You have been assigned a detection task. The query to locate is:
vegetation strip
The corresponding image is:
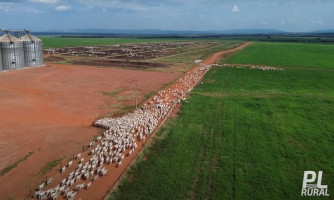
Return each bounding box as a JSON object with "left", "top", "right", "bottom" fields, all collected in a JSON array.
[
  {"left": 102, "top": 88, "right": 123, "bottom": 97},
  {"left": 39, "top": 158, "right": 64, "bottom": 175},
  {"left": 0, "top": 152, "right": 34, "bottom": 176}
]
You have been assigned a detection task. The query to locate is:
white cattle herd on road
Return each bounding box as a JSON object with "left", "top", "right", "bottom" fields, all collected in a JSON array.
[{"left": 33, "top": 62, "right": 212, "bottom": 200}]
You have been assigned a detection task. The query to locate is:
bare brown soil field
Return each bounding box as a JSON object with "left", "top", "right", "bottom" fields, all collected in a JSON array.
[{"left": 0, "top": 63, "right": 178, "bottom": 200}]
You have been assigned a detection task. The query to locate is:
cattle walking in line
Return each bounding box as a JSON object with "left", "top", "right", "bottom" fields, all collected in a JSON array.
[{"left": 34, "top": 60, "right": 212, "bottom": 200}]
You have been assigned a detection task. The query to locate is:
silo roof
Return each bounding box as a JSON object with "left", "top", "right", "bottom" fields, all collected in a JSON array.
[
  {"left": 0, "top": 33, "right": 21, "bottom": 43},
  {"left": 20, "top": 33, "right": 42, "bottom": 42}
]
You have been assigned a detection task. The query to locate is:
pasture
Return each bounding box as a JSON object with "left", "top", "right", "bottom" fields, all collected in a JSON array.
[
  {"left": 111, "top": 43, "right": 334, "bottom": 200},
  {"left": 223, "top": 42, "right": 334, "bottom": 69}
]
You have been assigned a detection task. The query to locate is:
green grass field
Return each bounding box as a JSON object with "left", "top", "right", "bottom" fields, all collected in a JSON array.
[
  {"left": 223, "top": 42, "right": 334, "bottom": 69},
  {"left": 111, "top": 42, "right": 334, "bottom": 200}
]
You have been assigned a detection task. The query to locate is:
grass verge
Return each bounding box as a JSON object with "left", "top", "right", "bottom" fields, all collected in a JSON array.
[
  {"left": 102, "top": 88, "right": 123, "bottom": 97},
  {"left": 39, "top": 158, "right": 64, "bottom": 175},
  {"left": 0, "top": 152, "right": 34, "bottom": 176}
]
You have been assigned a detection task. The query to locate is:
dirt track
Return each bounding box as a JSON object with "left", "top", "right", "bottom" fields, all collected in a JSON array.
[
  {"left": 0, "top": 64, "right": 178, "bottom": 199},
  {"left": 201, "top": 42, "right": 252, "bottom": 65}
]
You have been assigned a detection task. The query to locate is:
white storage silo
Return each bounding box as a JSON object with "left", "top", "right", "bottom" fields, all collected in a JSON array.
[
  {"left": 0, "top": 47, "right": 2, "bottom": 72},
  {"left": 0, "top": 33, "right": 25, "bottom": 70},
  {"left": 21, "top": 33, "right": 43, "bottom": 67}
]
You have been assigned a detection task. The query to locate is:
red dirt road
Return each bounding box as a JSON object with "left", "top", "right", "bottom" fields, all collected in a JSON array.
[
  {"left": 202, "top": 42, "right": 252, "bottom": 65},
  {"left": 0, "top": 64, "right": 178, "bottom": 199}
]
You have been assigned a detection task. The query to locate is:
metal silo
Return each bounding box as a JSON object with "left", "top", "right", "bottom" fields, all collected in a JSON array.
[
  {"left": 21, "top": 33, "right": 43, "bottom": 67},
  {"left": 0, "top": 33, "right": 25, "bottom": 70},
  {"left": 0, "top": 47, "right": 2, "bottom": 72}
]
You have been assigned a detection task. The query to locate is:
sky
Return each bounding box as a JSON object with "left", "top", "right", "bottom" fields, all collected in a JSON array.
[{"left": 0, "top": 0, "right": 333, "bottom": 32}]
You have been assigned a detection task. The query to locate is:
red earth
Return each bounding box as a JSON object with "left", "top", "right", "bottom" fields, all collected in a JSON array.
[{"left": 0, "top": 63, "right": 179, "bottom": 199}]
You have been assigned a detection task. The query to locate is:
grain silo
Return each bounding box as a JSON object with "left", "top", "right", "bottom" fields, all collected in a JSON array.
[
  {"left": 0, "top": 33, "right": 25, "bottom": 70},
  {"left": 0, "top": 47, "right": 2, "bottom": 72},
  {"left": 21, "top": 32, "right": 43, "bottom": 67}
]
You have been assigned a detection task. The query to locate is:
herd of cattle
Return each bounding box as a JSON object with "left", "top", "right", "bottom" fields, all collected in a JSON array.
[
  {"left": 218, "top": 64, "right": 285, "bottom": 71},
  {"left": 44, "top": 41, "right": 198, "bottom": 59},
  {"left": 32, "top": 63, "right": 212, "bottom": 200}
]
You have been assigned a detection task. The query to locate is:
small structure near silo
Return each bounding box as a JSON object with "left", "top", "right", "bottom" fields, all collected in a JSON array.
[{"left": 0, "top": 29, "right": 43, "bottom": 72}]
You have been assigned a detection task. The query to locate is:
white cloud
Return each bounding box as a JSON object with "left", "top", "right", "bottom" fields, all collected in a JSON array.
[
  {"left": 310, "top": 19, "right": 324, "bottom": 25},
  {"left": 280, "top": 17, "right": 297, "bottom": 25},
  {"left": 261, "top": 20, "right": 268, "bottom": 25},
  {"left": 56, "top": 5, "right": 70, "bottom": 11},
  {"left": 0, "top": 2, "right": 43, "bottom": 14},
  {"left": 29, "top": 0, "right": 58, "bottom": 4},
  {"left": 281, "top": 19, "right": 286, "bottom": 25},
  {"left": 0, "top": 2, "right": 12, "bottom": 12},
  {"left": 231, "top": 5, "right": 240, "bottom": 13},
  {"left": 77, "top": 0, "right": 151, "bottom": 11},
  {"left": 24, "top": 7, "right": 42, "bottom": 13}
]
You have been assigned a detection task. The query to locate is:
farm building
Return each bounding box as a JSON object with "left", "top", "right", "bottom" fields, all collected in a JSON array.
[{"left": 0, "top": 30, "right": 43, "bottom": 72}]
